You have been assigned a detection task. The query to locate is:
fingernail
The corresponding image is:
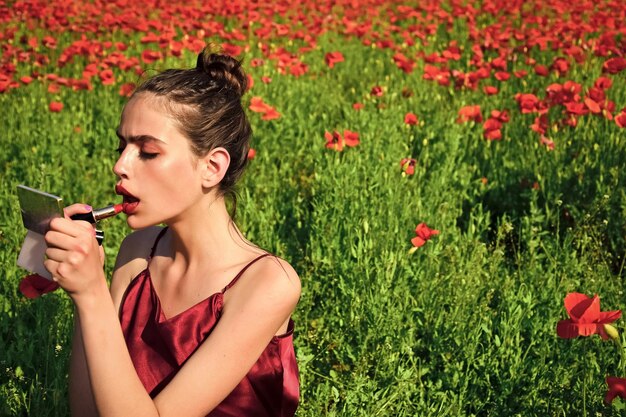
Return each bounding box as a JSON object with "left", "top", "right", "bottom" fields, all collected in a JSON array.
[{"left": 84, "top": 204, "right": 92, "bottom": 211}]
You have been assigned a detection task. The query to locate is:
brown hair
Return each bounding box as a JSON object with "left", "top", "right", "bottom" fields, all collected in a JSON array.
[{"left": 132, "top": 46, "right": 252, "bottom": 212}]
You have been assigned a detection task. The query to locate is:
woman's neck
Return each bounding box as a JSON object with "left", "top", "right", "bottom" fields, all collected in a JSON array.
[{"left": 163, "top": 194, "right": 249, "bottom": 271}]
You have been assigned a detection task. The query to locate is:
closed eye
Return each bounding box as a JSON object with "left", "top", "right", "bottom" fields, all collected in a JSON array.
[
  {"left": 139, "top": 151, "right": 158, "bottom": 160},
  {"left": 115, "top": 141, "right": 158, "bottom": 160}
]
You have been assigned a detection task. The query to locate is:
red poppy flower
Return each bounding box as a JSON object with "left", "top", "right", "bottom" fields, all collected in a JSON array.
[
  {"left": 288, "top": 61, "right": 308, "bottom": 77},
  {"left": 82, "top": 63, "right": 98, "bottom": 79},
  {"left": 49, "top": 101, "right": 63, "bottom": 112},
  {"left": 483, "top": 118, "right": 502, "bottom": 141},
  {"left": 353, "top": 103, "right": 364, "bottom": 110},
  {"left": 535, "top": 64, "right": 549, "bottom": 76},
  {"left": 550, "top": 57, "right": 569, "bottom": 76},
  {"left": 490, "top": 110, "right": 509, "bottom": 123},
  {"left": 556, "top": 293, "right": 621, "bottom": 339},
  {"left": 141, "top": 50, "right": 162, "bottom": 64},
  {"left": 540, "top": 135, "right": 555, "bottom": 150},
  {"left": 221, "top": 43, "right": 242, "bottom": 57},
  {"left": 494, "top": 71, "right": 510, "bottom": 81},
  {"left": 400, "top": 158, "right": 416, "bottom": 175},
  {"left": 343, "top": 130, "right": 359, "bottom": 147},
  {"left": 404, "top": 112, "right": 418, "bottom": 125},
  {"left": 615, "top": 112, "right": 626, "bottom": 128},
  {"left": 19, "top": 274, "right": 59, "bottom": 298},
  {"left": 564, "top": 45, "right": 585, "bottom": 63},
  {"left": 325, "top": 52, "right": 344, "bottom": 68},
  {"left": 483, "top": 85, "right": 498, "bottom": 95},
  {"left": 606, "top": 377, "right": 626, "bottom": 404},
  {"left": 99, "top": 69, "right": 115, "bottom": 86},
  {"left": 119, "top": 82, "right": 135, "bottom": 97},
  {"left": 423, "top": 64, "right": 451, "bottom": 86},
  {"left": 249, "top": 97, "right": 268, "bottom": 113},
  {"left": 515, "top": 93, "right": 541, "bottom": 113},
  {"left": 247, "top": 148, "right": 256, "bottom": 160},
  {"left": 42, "top": 36, "right": 57, "bottom": 49},
  {"left": 490, "top": 56, "right": 507, "bottom": 71},
  {"left": 584, "top": 97, "right": 601, "bottom": 114},
  {"left": 370, "top": 86, "right": 383, "bottom": 97},
  {"left": 531, "top": 115, "right": 549, "bottom": 134},
  {"left": 602, "top": 57, "right": 626, "bottom": 74},
  {"left": 250, "top": 58, "right": 264, "bottom": 68},
  {"left": 587, "top": 87, "right": 606, "bottom": 104},
  {"left": 393, "top": 53, "right": 415, "bottom": 73},
  {"left": 261, "top": 108, "right": 281, "bottom": 121},
  {"left": 565, "top": 102, "right": 588, "bottom": 116},
  {"left": 324, "top": 131, "right": 344, "bottom": 151},
  {"left": 457, "top": 105, "right": 482, "bottom": 123},
  {"left": 594, "top": 77, "right": 613, "bottom": 90},
  {"left": 72, "top": 78, "right": 92, "bottom": 91},
  {"left": 324, "top": 130, "right": 359, "bottom": 151},
  {"left": 411, "top": 223, "right": 439, "bottom": 248},
  {"left": 249, "top": 96, "right": 280, "bottom": 120}
]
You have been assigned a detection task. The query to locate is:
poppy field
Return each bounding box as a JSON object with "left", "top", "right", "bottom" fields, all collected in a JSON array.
[{"left": 1, "top": 0, "right": 626, "bottom": 415}]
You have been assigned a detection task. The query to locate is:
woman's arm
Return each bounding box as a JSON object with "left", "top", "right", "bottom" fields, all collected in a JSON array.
[
  {"left": 68, "top": 226, "right": 158, "bottom": 417},
  {"left": 47, "top": 217, "right": 300, "bottom": 417},
  {"left": 69, "top": 315, "right": 98, "bottom": 417},
  {"left": 77, "top": 226, "right": 163, "bottom": 416}
]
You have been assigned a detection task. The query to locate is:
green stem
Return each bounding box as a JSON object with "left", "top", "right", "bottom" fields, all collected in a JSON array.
[
  {"left": 583, "top": 342, "right": 587, "bottom": 417},
  {"left": 614, "top": 334, "right": 626, "bottom": 376}
]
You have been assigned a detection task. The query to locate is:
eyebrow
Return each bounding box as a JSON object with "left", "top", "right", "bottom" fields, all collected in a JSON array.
[{"left": 115, "top": 129, "right": 167, "bottom": 145}]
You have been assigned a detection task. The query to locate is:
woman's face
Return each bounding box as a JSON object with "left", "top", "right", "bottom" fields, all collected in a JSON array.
[{"left": 113, "top": 93, "right": 205, "bottom": 229}]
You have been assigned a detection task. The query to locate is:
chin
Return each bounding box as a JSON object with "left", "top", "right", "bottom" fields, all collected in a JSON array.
[{"left": 125, "top": 215, "right": 155, "bottom": 231}]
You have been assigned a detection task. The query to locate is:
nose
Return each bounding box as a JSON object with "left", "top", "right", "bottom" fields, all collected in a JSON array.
[{"left": 113, "top": 147, "right": 131, "bottom": 179}]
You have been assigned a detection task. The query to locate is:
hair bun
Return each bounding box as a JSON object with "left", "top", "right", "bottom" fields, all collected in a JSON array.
[{"left": 196, "top": 47, "right": 247, "bottom": 96}]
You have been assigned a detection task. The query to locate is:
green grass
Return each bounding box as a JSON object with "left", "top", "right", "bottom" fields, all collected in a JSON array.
[{"left": 1, "top": 3, "right": 626, "bottom": 416}]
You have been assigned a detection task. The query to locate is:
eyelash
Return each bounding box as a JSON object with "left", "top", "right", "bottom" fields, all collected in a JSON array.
[{"left": 115, "top": 146, "right": 158, "bottom": 160}]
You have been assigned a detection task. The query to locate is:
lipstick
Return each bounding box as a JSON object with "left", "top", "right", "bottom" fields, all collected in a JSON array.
[{"left": 70, "top": 204, "right": 124, "bottom": 224}]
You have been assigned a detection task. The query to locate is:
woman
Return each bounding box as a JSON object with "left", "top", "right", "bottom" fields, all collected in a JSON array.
[{"left": 43, "top": 48, "right": 301, "bottom": 417}]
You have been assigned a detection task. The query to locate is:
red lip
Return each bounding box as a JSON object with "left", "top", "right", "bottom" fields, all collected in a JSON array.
[
  {"left": 115, "top": 184, "right": 137, "bottom": 199},
  {"left": 115, "top": 184, "right": 140, "bottom": 214}
]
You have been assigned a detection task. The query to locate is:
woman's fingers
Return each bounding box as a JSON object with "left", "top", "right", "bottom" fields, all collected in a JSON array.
[
  {"left": 44, "top": 247, "right": 67, "bottom": 262},
  {"left": 45, "top": 229, "right": 77, "bottom": 249},
  {"left": 49, "top": 217, "right": 94, "bottom": 236},
  {"left": 43, "top": 258, "right": 59, "bottom": 281},
  {"left": 46, "top": 220, "right": 96, "bottom": 252},
  {"left": 45, "top": 246, "right": 92, "bottom": 270},
  {"left": 63, "top": 203, "right": 93, "bottom": 219}
]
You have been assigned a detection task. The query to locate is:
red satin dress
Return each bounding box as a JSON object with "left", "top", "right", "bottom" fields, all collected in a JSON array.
[{"left": 118, "top": 228, "right": 300, "bottom": 417}]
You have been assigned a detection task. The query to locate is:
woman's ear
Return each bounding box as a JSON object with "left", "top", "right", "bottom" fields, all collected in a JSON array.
[{"left": 199, "top": 147, "right": 230, "bottom": 188}]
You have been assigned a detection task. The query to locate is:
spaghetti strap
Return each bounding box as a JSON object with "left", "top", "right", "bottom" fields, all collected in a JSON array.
[
  {"left": 148, "top": 227, "right": 168, "bottom": 260},
  {"left": 222, "top": 253, "right": 272, "bottom": 293}
]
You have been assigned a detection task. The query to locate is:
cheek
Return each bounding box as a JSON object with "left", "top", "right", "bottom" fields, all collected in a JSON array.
[{"left": 146, "top": 158, "right": 199, "bottom": 192}]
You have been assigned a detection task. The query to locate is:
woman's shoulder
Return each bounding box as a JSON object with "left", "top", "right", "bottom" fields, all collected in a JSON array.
[
  {"left": 226, "top": 252, "right": 301, "bottom": 313},
  {"left": 110, "top": 226, "right": 164, "bottom": 307}
]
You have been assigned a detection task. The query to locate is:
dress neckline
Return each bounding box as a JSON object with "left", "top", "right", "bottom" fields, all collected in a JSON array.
[
  {"left": 145, "top": 267, "right": 223, "bottom": 322},
  {"left": 144, "top": 227, "right": 271, "bottom": 321}
]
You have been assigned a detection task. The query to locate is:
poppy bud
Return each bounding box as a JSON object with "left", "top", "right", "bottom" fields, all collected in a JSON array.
[{"left": 604, "top": 324, "right": 620, "bottom": 341}]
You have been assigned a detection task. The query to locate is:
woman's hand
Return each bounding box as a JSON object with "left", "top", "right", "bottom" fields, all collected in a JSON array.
[{"left": 43, "top": 204, "right": 107, "bottom": 299}]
